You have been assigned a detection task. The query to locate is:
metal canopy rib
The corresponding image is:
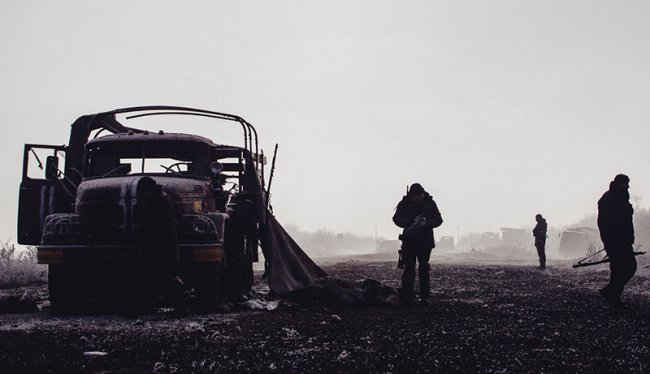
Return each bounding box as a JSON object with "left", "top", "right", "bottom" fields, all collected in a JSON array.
[{"left": 108, "top": 106, "right": 260, "bottom": 169}]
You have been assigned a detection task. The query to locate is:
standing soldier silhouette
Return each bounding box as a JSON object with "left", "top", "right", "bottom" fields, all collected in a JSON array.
[
  {"left": 532, "top": 214, "right": 548, "bottom": 270},
  {"left": 598, "top": 174, "right": 636, "bottom": 307},
  {"left": 393, "top": 183, "right": 443, "bottom": 305},
  {"left": 136, "top": 177, "right": 189, "bottom": 314}
]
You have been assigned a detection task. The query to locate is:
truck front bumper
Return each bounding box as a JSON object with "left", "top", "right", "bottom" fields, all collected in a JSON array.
[{"left": 37, "top": 244, "right": 224, "bottom": 264}]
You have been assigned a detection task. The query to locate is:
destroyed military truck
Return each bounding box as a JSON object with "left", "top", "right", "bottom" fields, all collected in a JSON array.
[
  {"left": 17, "top": 106, "right": 326, "bottom": 313},
  {"left": 558, "top": 227, "right": 600, "bottom": 258}
]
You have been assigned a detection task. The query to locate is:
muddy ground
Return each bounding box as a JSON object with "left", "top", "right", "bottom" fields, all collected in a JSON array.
[{"left": 0, "top": 254, "right": 649, "bottom": 373}]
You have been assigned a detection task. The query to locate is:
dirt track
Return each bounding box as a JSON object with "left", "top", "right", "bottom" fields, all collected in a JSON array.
[{"left": 0, "top": 257, "right": 649, "bottom": 373}]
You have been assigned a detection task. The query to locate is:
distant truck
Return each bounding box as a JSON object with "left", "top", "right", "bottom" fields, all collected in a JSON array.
[
  {"left": 436, "top": 236, "right": 455, "bottom": 250},
  {"left": 471, "top": 228, "right": 530, "bottom": 253},
  {"left": 499, "top": 228, "right": 528, "bottom": 249},
  {"left": 377, "top": 240, "right": 401, "bottom": 253},
  {"left": 17, "top": 106, "right": 269, "bottom": 312},
  {"left": 558, "top": 227, "right": 600, "bottom": 258}
]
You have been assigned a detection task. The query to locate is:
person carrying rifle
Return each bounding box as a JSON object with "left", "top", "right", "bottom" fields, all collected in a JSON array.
[
  {"left": 393, "top": 183, "right": 443, "bottom": 305},
  {"left": 597, "top": 174, "right": 636, "bottom": 307}
]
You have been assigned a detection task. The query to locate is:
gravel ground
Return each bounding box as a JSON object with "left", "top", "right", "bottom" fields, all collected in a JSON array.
[{"left": 0, "top": 255, "right": 648, "bottom": 373}]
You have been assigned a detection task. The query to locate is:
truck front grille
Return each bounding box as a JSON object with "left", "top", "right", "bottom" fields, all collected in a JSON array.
[{"left": 79, "top": 204, "right": 124, "bottom": 240}]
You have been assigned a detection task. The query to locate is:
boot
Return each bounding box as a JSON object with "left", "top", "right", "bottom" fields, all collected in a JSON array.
[
  {"left": 599, "top": 286, "right": 623, "bottom": 307},
  {"left": 168, "top": 276, "right": 194, "bottom": 315}
]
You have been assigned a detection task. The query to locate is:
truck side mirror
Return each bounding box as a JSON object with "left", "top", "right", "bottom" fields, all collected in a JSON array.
[{"left": 45, "top": 156, "right": 59, "bottom": 180}]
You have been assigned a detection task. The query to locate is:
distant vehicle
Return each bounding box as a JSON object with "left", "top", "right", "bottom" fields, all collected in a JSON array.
[
  {"left": 471, "top": 228, "right": 530, "bottom": 252},
  {"left": 377, "top": 240, "right": 401, "bottom": 253},
  {"left": 476, "top": 232, "right": 501, "bottom": 249},
  {"left": 436, "top": 236, "right": 454, "bottom": 250},
  {"left": 500, "top": 228, "right": 528, "bottom": 249},
  {"left": 558, "top": 227, "right": 600, "bottom": 258}
]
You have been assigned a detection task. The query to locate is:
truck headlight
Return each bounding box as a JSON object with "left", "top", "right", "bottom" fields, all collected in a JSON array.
[{"left": 192, "top": 222, "right": 207, "bottom": 234}]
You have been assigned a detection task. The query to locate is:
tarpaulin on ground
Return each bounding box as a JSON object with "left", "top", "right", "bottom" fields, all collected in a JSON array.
[
  {"left": 260, "top": 213, "right": 329, "bottom": 295},
  {"left": 260, "top": 213, "right": 400, "bottom": 306}
]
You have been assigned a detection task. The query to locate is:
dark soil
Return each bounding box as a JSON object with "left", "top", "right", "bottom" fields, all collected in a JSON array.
[{"left": 0, "top": 259, "right": 649, "bottom": 373}]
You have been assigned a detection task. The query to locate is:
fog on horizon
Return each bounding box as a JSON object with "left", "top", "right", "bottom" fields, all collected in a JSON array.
[{"left": 1, "top": 1, "right": 649, "bottom": 252}]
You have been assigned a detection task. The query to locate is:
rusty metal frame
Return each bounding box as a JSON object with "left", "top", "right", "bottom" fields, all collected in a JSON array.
[
  {"left": 112, "top": 106, "right": 261, "bottom": 169},
  {"left": 22, "top": 144, "right": 66, "bottom": 180}
]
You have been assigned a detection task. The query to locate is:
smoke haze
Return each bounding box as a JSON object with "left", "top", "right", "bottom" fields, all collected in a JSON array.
[{"left": 2, "top": 1, "right": 649, "bottom": 247}]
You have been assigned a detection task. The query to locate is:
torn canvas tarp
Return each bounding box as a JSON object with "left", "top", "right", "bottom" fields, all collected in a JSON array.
[
  {"left": 282, "top": 278, "right": 400, "bottom": 307},
  {"left": 260, "top": 213, "right": 329, "bottom": 295},
  {"left": 260, "top": 213, "right": 401, "bottom": 306}
]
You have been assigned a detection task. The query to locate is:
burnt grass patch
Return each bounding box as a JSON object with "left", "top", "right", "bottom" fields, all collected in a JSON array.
[{"left": 0, "top": 261, "right": 648, "bottom": 373}]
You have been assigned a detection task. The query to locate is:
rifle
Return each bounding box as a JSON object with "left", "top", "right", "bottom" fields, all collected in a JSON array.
[
  {"left": 265, "top": 144, "right": 278, "bottom": 211},
  {"left": 397, "top": 249, "right": 404, "bottom": 269},
  {"left": 396, "top": 215, "right": 427, "bottom": 269},
  {"left": 572, "top": 249, "right": 646, "bottom": 268}
]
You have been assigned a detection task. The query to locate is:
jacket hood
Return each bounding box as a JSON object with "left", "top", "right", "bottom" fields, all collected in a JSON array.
[{"left": 401, "top": 192, "right": 432, "bottom": 203}]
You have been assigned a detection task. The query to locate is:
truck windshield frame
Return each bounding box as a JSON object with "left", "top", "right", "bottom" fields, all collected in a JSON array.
[{"left": 83, "top": 140, "right": 211, "bottom": 179}]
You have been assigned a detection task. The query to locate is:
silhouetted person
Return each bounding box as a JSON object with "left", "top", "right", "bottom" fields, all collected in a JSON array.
[
  {"left": 393, "top": 183, "right": 443, "bottom": 305},
  {"left": 597, "top": 174, "right": 636, "bottom": 307},
  {"left": 532, "top": 214, "right": 547, "bottom": 270},
  {"left": 212, "top": 173, "right": 230, "bottom": 212},
  {"left": 135, "top": 177, "right": 188, "bottom": 313}
]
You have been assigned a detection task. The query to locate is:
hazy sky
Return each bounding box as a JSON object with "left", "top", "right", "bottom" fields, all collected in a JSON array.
[{"left": 1, "top": 1, "right": 649, "bottom": 243}]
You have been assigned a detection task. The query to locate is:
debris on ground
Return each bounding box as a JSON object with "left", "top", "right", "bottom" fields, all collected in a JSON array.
[{"left": 0, "top": 261, "right": 648, "bottom": 373}]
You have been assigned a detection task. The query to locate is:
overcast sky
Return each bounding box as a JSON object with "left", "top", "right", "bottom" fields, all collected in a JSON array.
[{"left": 1, "top": 1, "right": 649, "bottom": 244}]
